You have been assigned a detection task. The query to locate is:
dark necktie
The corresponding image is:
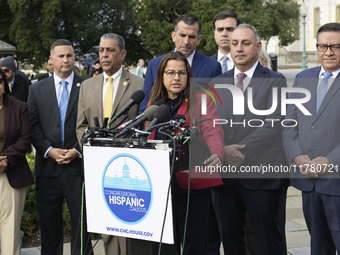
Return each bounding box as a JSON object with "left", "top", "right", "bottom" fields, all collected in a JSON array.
[{"left": 236, "top": 72, "right": 247, "bottom": 92}]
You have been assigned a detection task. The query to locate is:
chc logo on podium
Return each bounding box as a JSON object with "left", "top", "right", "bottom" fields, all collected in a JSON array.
[{"left": 102, "top": 153, "right": 153, "bottom": 224}]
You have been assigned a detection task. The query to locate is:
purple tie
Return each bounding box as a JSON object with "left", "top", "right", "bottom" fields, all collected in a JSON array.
[{"left": 236, "top": 73, "right": 247, "bottom": 92}]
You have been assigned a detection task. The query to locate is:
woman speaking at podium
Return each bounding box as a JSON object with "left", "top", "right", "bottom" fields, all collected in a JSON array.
[{"left": 146, "top": 51, "right": 224, "bottom": 255}]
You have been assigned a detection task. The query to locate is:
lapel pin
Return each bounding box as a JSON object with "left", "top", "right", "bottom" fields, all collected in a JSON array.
[{"left": 76, "top": 83, "right": 81, "bottom": 87}]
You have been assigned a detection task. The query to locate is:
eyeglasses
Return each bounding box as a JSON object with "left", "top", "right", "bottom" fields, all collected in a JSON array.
[
  {"left": 164, "top": 70, "right": 188, "bottom": 78},
  {"left": 2, "top": 68, "right": 10, "bottom": 73},
  {"left": 316, "top": 44, "right": 340, "bottom": 52},
  {"left": 0, "top": 78, "right": 3, "bottom": 84}
]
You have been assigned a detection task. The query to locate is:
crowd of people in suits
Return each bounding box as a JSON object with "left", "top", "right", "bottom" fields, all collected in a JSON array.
[{"left": 0, "top": 9, "right": 340, "bottom": 255}]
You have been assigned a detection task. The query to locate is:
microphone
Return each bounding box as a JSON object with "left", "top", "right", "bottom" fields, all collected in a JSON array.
[
  {"left": 114, "top": 105, "right": 157, "bottom": 138},
  {"left": 108, "top": 90, "right": 145, "bottom": 125},
  {"left": 114, "top": 98, "right": 165, "bottom": 130},
  {"left": 116, "top": 105, "right": 158, "bottom": 130},
  {"left": 145, "top": 105, "right": 170, "bottom": 132},
  {"left": 156, "top": 114, "right": 186, "bottom": 130},
  {"left": 102, "top": 118, "right": 109, "bottom": 129},
  {"left": 171, "top": 114, "right": 186, "bottom": 127},
  {"left": 93, "top": 117, "right": 100, "bottom": 127}
]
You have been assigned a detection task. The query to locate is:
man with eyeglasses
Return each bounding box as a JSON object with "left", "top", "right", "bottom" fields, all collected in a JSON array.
[
  {"left": 0, "top": 56, "right": 31, "bottom": 102},
  {"left": 139, "top": 13, "right": 222, "bottom": 113},
  {"left": 283, "top": 22, "right": 340, "bottom": 254},
  {"left": 211, "top": 11, "right": 242, "bottom": 74}
]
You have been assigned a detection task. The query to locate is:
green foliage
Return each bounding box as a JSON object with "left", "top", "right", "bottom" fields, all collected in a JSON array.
[
  {"left": 3, "top": 0, "right": 298, "bottom": 68},
  {"left": 135, "top": 0, "right": 299, "bottom": 57},
  {"left": 21, "top": 154, "right": 71, "bottom": 236}
]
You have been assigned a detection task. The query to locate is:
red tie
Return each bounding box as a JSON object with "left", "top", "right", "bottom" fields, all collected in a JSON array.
[{"left": 236, "top": 72, "right": 247, "bottom": 92}]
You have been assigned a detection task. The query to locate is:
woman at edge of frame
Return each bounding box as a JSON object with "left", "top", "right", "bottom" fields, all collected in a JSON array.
[
  {"left": 0, "top": 68, "right": 34, "bottom": 255},
  {"left": 145, "top": 51, "right": 224, "bottom": 255}
]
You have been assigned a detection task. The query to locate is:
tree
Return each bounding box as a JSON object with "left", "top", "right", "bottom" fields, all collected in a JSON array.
[
  {"left": 134, "top": 0, "right": 194, "bottom": 58},
  {"left": 135, "top": 0, "right": 299, "bottom": 58},
  {"left": 6, "top": 0, "right": 152, "bottom": 69}
]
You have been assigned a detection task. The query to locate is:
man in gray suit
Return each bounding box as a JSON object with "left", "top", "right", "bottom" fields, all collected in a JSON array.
[
  {"left": 283, "top": 22, "right": 340, "bottom": 254},
  {"left": 76, "top": 33, "right": 144, "bottom": 255}
]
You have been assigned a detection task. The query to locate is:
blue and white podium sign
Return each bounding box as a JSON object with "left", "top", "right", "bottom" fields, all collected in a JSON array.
[{"left": 83, "top": 146, "right": 174, "bottom": 244}]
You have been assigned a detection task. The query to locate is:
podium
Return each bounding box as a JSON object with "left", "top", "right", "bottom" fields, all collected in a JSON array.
[{"left": 83, "top": 145, "right": 174, "bottom": 244}]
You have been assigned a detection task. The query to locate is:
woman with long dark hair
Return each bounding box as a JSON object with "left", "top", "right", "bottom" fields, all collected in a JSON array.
[{"left": 147, "top": 51, "right": 224, "bottom": 254}]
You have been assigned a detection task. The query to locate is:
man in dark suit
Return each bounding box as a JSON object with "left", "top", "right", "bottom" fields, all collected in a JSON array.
[
  {"left": 208, "top": 11, "right": 242, "bottom": 255},
  {"left": 210, "top": 11, "right": 241, "bottom": 73},
  {"left": 211, "top": 24, "right": 287, "bottom": 255},
  {"left": 283, "top": 22, "right": 340, "bottom": 255},
  {"left": 37, "top": 59, "right": 54, "bottom": 81},
  {"left": 28, "top": 39, "right": 93, "bottom": 255},
  {"left": 77, "top": 33, "right": 145, "bottom": 255},
  {"left": 139, "top": 13, "right": 222, "bottom": 113},
  {"left": 0, "top": 56, "right": 31, "bottom": 102}
]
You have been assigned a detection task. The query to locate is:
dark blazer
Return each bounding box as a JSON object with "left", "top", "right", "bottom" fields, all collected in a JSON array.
[
  {"left": 139, "top": 50, "right": 222, "bottom": 113},
  {"left": 215, "top": 64, "right": 288, "bottom": 190},
  {"left": 283, "top": 66, "right": 340, "bottom": 196},
  {"left": 1, "top": 98, "right": 34, "bottom": 188},
  {"left": 10, "top": 73, "right": 31, "bottom": 102},
  {"left": 210, "top": 53, "right": 218, "bottom": 60},
  {"left": 37, "top": 73, "right": 50, "bottom": 81},
  {"left": 28, "top": 74, "right": 84, "bottom": 177}
]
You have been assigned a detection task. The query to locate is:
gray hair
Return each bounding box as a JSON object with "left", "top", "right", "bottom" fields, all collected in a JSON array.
[
  {"left": 100, "top": 33, "right": 125, "bottom": 51},
  {"left": 234, "top": 24, "right": 260, "bottom": 43}
]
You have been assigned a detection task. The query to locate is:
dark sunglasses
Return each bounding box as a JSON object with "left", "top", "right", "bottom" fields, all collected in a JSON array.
[{"left": 0, "top": 78, "right": 4, "bottom": 84}]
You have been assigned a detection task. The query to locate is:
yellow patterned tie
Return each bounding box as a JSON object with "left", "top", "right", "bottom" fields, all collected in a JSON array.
[{"left": 104, "top": 77, "right": 113, "bottom": 125}]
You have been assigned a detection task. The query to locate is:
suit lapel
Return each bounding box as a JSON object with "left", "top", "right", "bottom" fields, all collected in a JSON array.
[
  {"left": 191, "top": 51, "right": 203, "bottom": 77},
  {"left": 314, "top": 72, "right": 340, "bottom": 120},
  {"left": 301, "top": 68, "right": 319, "bottom": 117},
  {"left": 46, "top": 77, "right": 60, "bottom": 119},
  {"left": 2, "top": 104, "right": 12, "bottom": 150},
  {"left": 65, "top": 75, "right": 81, "bottom": 122},
  {"left": 94, "top": 74, "right": 105, "bottom": 124},
  {"left": 111, "top": 70, "right": 130, "bottom": 118}
]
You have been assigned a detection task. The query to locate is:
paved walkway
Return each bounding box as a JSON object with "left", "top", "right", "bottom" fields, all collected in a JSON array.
[{"left": 21, "top": 187, "right": 310, "bottom": 255}]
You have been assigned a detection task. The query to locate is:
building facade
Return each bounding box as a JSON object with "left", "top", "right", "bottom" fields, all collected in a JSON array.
[{"left": 267, "top": 0, "right": 340, "bottom": 69}]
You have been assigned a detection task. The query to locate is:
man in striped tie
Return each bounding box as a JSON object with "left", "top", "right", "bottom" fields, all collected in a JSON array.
[
  {"left": 28, "top": 39, "right": 93, "bottom": 255},
  {"left": 283, "top": 22, "right": 340, "bottom": 255}
]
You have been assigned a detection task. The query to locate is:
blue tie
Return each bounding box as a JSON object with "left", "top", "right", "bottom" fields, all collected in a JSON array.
[
  {"left": 316, "top": 72, "right": 332, "bottom": 112},
  {"left": 59, "top": 80, "right": 69, "bottom": 148},
  {"left": 222, "top": 56, "right": 228, "bottom": 73}
]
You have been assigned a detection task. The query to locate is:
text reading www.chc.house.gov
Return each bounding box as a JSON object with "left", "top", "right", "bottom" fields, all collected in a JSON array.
[{"left": 106, "top": 227, "right": 153, "bottom": 237}]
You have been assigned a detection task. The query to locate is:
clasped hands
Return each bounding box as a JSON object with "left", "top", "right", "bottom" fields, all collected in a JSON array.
[
  {"left": 293, "top": 154, "right": 332, "bottom": 177},
  {"left": 48, "top": 148, "right": 78, "bottom": 165},
  {"left": 224, "top": 144, "right": 246, "bottom": 167},
  {"left": 0, "top": 156, "right": 8, "bottom": 173}
]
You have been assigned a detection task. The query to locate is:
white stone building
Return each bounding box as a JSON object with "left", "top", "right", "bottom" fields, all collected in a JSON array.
[{"left": 267, "top": 0, "right": 340, "bottom": 69}]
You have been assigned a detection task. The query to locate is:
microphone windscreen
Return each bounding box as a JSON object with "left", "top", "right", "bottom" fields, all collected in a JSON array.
[
  {"left": 154, "top": 104, "right": 169, "bottom": 122},
  {"left": 131, "top": 90, "right": 145, "bottom": 104},
  {"left": 144, "top": 105, "right": 158, "bottom": 120}
]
